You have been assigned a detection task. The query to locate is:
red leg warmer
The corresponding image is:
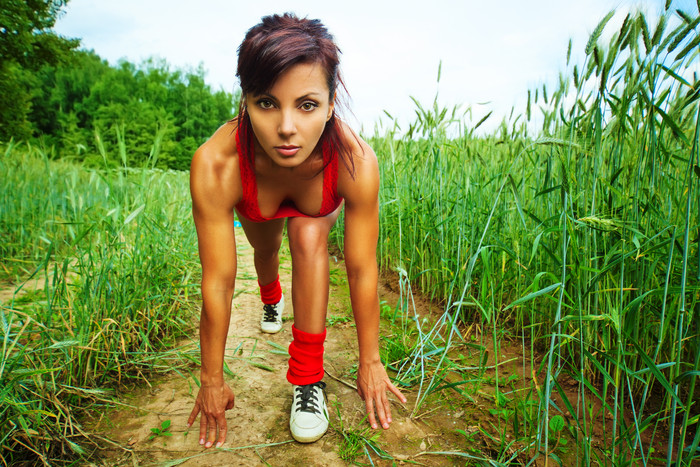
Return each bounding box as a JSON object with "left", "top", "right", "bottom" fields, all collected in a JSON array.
[
  {"left": 259, "top": 275, "right": 282, "bottom": 305},
  {"left": 287, "top": 324, "right": 326, "bottom": 385}
]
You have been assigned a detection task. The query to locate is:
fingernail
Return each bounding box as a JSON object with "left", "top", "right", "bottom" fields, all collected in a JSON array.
[
  {"left": 199, "top": 438, "right": 204, "bottom": 445},
  {"left": 216, "top": 442, "right": 222, "bottom": 448},
  {"left": 205, "top": 441, "right": 212, "bottom": 448}
]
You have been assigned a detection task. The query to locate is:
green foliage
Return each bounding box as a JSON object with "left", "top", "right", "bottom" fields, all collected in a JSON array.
[
  {"left": 328, "top": 5, "right": 700, "bottom": 466},
  {"left": 0, "top": 0, "right": 79, "bottom": 140},
  {"left": 327, "top": 314, "right": 351, "bottom": 326},
  {"left": 331, "top": 402, "right": 391, "bottom": 465},
  {"left": 0, "top": 63, "right": 36, "bottom": 139},
  {"left": 0, "top": 143, "right": 199, "bottom": 464},
  {"left": 0, "top": 1, "right": 237, "bottom": 170},
  {"left": 149, "top": 420, "right": 173, "bottom": 441},
  {"left": 0, "top": 0, "right": 77, "bottom": 68},
  {"left": 28, "top": 53, "right": 237, "bottom": 170}
]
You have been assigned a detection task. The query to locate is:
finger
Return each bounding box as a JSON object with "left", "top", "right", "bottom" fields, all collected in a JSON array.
[
  {"left": 374, "top": 392, "right": 390, "bottom": 429},
  {"left": 216, "top": 416, "right": 228, "bottom": 448},
  {"left": 381, "top": 390, "right": 393, "bottom": 425},
  {"left": 388, "top": 381, "right": 407, "bottom": 404},
  {"left": 199, "top": 411, "right": 207, "bottom": 446},
  {"left": 187, "top": 403, "right": 200, "bottom": 427},
  {"left": 365, "top": 398, "right": 378, "bottom": 429},
  {"left": 205, "top": 415, "right": 217, "bottom": 448}
]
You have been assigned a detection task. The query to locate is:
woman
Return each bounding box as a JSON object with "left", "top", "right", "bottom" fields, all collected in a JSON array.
[{"left": 187, "top": 13, "right": 406, "bottom": 448}]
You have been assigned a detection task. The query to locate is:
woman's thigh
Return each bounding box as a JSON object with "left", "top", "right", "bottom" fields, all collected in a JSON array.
[{"left": 236, "top": 211, "right": 285, "bottom": 253}]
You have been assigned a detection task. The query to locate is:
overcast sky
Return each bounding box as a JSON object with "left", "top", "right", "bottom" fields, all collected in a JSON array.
[{"left": 53, "top": 0, "right": 696, "bottom": 134}]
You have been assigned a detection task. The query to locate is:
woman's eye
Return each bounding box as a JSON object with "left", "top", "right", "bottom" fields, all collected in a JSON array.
[
  {"left": 258, "top": 99, "right": 273, "bottom": 109},
  {"left": 300, "top": 102, "right": 318, "bottom": 111}
]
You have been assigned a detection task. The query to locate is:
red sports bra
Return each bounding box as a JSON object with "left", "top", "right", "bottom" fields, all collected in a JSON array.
[{"left": 234, "top": 117, "right": 343, "bottom": 223}]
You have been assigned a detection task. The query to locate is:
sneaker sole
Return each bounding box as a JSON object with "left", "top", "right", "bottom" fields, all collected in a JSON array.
[{"left": 290, "top": 425, "right": 328, "bottom": 443}]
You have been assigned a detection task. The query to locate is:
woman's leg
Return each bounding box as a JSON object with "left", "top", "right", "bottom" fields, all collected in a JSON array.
[
  {"left": 236, "top": 214, "right": 285, "bottom": 286},
  {"left": 285, "top": 206, "right": 341, "bottom": 442},
  {"left": 237, "top": 214, "right": 286, "bottom": 332},
  {"left": 286, "top": 206, "right": 342, "bottom": 334}
]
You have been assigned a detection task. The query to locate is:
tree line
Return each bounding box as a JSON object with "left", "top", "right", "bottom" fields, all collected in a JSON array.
[{"left": 1, "top": 0, "right": 236, "bottom": 170}]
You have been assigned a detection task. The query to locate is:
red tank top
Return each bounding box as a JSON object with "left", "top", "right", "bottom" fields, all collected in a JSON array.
[{"left": 234, "top": 117, "right": 343, "bottom": 223}]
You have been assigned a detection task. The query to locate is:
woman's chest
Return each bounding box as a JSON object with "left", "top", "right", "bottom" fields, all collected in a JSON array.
[{"left": 255, "top": 169, "right": 326, "bottom": 217}]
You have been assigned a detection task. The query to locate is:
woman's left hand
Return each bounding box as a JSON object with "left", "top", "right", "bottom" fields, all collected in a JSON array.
[{"left": 356, "top": 360, "right": 407, "bottom": 429}]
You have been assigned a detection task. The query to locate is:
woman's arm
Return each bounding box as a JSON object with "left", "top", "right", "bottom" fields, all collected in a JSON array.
[
  {"left": 187, "top": 128, "right": 241, "bottom": 448},
  {"left": 341, "top": 138, "right": 407, "bottom": 430}
]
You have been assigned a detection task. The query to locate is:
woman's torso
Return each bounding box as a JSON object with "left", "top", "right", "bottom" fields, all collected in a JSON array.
[{"left": 234, "top": 118, "right": 343, "bottom": 222}]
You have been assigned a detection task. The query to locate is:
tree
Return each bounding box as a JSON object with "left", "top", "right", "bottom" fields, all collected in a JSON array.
[
  {"left": 30, "top": 54, "right": 237, "bottom": 169},
  {"left": 0, "top": 0, "right": 79, "bottom": 140}
]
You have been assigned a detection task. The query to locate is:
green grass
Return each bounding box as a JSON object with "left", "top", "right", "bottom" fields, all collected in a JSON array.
[
  {"left": 333, "top": 5, "right": 700, "bottom": 466},
  {"left": 0, "top": 143, "right": 200, "bottom": 464},
  {"left": 330, "top": 401, "right": 392, "bottom": 465}
]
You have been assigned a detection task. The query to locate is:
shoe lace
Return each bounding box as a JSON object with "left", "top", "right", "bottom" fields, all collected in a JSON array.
[
  {"left": 295, "top": 381, "right": 326, "bottom": 414},
  {"left": 262, "top": 303, "right": 278, "bottom": 322}
]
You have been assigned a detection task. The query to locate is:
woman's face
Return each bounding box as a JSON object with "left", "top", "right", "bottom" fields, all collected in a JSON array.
[{"left": 246, "top": 62, "right": 334, "bottom": 169}]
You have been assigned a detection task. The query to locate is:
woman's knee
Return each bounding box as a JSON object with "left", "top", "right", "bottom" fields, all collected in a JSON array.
[
  {"left": 287, "top": 220, "right": 329, "bottom": 258},
  {"left": 254, "top": 244, "right": 280, "bottom": 262}
]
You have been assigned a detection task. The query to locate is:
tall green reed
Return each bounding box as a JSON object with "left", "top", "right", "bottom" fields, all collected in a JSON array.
[
  {"left": 336, "top": 5, "right": 700, "bottom": 465},
  {"left": 0, "top": 142, "right": 199, "bottom": 464}
]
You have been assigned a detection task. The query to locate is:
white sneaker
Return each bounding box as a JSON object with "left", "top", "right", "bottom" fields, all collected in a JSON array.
[
  {"left": 290, "top": 381, "right": 328, "bottom": 443},
  {"left": 260, "top": 294, "right": 284, "bottom": 333}
]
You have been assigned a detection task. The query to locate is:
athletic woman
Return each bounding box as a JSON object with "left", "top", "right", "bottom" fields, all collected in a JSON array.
[{"left": 187, "top": 13, "right": 406, "bottom": 448}]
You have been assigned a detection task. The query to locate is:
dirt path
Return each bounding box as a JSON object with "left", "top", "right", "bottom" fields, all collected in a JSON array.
[{"left": 93, "top": 232, "right": 460, "bottom": 466}]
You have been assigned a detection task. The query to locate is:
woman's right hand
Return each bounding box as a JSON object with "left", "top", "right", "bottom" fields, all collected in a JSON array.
[{"left": 187, "top": 381, "right": 236, "bottom": 448}]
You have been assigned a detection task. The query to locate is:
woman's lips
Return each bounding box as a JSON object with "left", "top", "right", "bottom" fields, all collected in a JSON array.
[{"left": 275, "top": 146, "right": 300, "bottom": 157}]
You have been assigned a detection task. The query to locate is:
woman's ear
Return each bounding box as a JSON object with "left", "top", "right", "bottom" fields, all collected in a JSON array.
[{"left": 326, "top": 93, "right": 336, "bottom": 122}]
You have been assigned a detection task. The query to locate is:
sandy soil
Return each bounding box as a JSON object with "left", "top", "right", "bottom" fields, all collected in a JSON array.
[{"left": 88, "top": 232, "right": 469, "bottom": 466}]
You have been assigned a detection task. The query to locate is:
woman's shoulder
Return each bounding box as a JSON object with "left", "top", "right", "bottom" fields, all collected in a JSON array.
[
  {"left": 336, "top": 120, "right": 376, "bottom": 170},
  {"left": 190, "top": 120, "right": 242, "bottom": 206},
  {"left": 192, "top": 120, "right": 241, "bottom": 175},
  {"left": 336, "top": 120, "right": 378, "bottom": 198}
]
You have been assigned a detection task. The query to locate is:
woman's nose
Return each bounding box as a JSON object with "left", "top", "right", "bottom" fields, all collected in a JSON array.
[{"left": 278, "top": 110, "right": 297, "bottom": 137}]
